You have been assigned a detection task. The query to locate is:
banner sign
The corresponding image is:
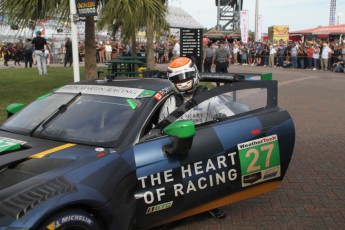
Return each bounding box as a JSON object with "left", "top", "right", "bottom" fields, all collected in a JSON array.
[
  {"left": 256, "top": 15, "right": 262, "bottom": 42},
  {"left": 240, "top": 10, "right": 249, "bottom": 43},
  {"left": 268, "top": 25, "right": 289, "bottom": 42},
  {"left": 76, "top": 0, "right": 98, "bottom": 17}
]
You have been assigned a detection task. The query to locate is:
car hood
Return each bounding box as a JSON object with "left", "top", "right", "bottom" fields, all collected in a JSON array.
[{"left": 0, "top": 130, "right": 113, "bottom": 199}]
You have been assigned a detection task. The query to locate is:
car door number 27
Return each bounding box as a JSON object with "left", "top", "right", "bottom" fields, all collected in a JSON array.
[
  {"left": 238, "top": 135, "right": 280, "bottom": 176},
  {"left": 245, "top": 144, "right": 274, "bottom": 172}
]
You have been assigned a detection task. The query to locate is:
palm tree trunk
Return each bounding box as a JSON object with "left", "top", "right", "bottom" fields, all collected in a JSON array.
[
  {"left": 146, "top": 19, "right": 155, "bottom": 70},
  {"left": 131, "top": 35, "right": 137, "bottom": 58},
  {"left": 84, "top": 16, "right": 97, "bottom": 80}
]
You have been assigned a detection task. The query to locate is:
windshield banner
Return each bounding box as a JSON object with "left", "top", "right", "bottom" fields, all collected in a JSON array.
[{"left": 56, "top": 85, "right": 145, "bottom": 99}]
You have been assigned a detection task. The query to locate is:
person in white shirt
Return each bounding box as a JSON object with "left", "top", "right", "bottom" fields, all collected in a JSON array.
[
  {"left": 312, "top": 44, "right": 320, "bottom": 70},
  {"left": 233, "top": 43, "right": 239, "bottom": 65},
  {"left": 269, "top": 45, "right": 276, "bottom": 67},
  {"left": 171, "top": 40, "right": 180, "bottom": 61},
  {"left": 320, "top": 43, "right": 333, "bottom": 71},
  {"left": 104, "top": 41, "right": 113, "bottom": 61}
]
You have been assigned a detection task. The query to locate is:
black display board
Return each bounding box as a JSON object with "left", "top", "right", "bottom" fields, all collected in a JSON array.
[{"left": 180, "top": 28, "right": 203, "bottom": 71}]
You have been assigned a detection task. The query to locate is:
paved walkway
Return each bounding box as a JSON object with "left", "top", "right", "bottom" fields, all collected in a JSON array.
[{"left": 167, "top": 66, "right": 345, "bottom": 230}]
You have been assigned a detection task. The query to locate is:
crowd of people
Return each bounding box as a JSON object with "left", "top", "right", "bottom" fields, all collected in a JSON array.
[
  {"left": 0, "top": 36, "right": 79, "bottom": 68},
  {"left": 2, "top": 35, "right": 345, "bottom": 74},
  {"left": 93, "top": 39, "right": 180, "bottom": 64},
  {"left": 204, "top": 39, "right": 345, "bottom": 73},
  {"left": 0, "top": 38, "right": 180, "bottom": 65}
]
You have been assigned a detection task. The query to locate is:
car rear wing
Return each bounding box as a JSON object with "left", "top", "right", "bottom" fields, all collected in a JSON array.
[{"left": 199, "top": 72, "right": 272, "bottom": 83}]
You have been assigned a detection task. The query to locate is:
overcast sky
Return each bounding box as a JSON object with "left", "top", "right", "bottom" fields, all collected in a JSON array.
[{"left": 169, "top": 0, "right": 345, "bottom": 32}]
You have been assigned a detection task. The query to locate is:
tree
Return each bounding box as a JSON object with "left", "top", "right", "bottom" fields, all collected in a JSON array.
[
  {"left": 0, "top": 0, "right": 168, "bottom": 78},
  {"left": 98, "top": 0, "right": 168, "bottom": 70},
  {"left": 0, "top": 0, "right": 98, "bottom": 80}
]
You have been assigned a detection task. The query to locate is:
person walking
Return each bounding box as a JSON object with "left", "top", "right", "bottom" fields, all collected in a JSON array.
[
  {"left": 23, "top": 38, "right": 33, "bottom": 68},
  {"left": 212, "top": 40, "right": 231, "bottom": 86},
  {"left": 203, "top": 42, "right": 214, "bottom": 72},
  {"left": 64, "top": 37, "right": 72, "bottom": 67},
  {"left": 31, "top": 30, "right": 50, "bottom": 75}
]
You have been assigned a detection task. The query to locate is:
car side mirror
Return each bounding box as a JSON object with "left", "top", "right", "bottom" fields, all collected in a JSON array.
[
  {"left": 6, "top": 103, "right": 24, "bottom": 118},
  {"left": 162, "top": 120, "right": 195, "bottom": 155}
]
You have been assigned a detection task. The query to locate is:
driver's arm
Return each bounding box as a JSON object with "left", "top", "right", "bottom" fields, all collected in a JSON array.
[
  {"left": 206, "top": 96, "right": 235, "bottom": 121},
  {"left": 141, "top": 95, "right": 177, "bottom": 142},
  {"left": 158, "top": 95, "right": 177, "bottom": 122}
]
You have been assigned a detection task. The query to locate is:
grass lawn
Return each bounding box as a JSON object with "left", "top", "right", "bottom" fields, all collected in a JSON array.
[
  {"left": 0, "top": 66, "right": 107, "bottom": 123},
  {"left": 0, "top": 66, "right": 212, "bottom": 124}
]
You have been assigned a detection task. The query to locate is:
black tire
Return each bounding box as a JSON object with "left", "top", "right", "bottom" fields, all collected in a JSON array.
[{"left": 38, "top": 209, "right": 102, "bottom": 230}]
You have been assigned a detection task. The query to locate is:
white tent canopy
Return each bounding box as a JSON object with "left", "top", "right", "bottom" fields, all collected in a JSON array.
[
  {"left": 0, "top": 6, "right": 203, "bottom": 42},
  {"left": 167, "top": 6, "right": 203, "bottom": 29}
]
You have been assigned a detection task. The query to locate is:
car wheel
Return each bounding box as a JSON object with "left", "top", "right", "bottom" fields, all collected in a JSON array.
[{"left": 38, "top": 209, "right": 102, "bottom": 230}]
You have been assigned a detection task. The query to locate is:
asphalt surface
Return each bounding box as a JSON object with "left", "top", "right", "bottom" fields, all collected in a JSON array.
[{"left": 162, "top": 65, "right": 345, "bottom": 230}]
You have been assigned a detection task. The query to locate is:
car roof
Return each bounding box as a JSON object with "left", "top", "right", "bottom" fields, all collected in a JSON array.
[{"left": 73, "top": 77, "right": 172, "bottom": 92}]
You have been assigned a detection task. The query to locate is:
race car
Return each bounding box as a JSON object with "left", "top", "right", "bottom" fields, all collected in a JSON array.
[{"left": 0, "top": 73, "right": 295, "bottom": 229}]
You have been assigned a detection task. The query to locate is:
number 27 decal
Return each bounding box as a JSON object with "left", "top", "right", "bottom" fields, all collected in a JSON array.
[
  {"left": 246, "top": 144, "right": 274, "bottom": 173},
  {"left": 238, "top": 135, "right": 280, "bottom": 176}
]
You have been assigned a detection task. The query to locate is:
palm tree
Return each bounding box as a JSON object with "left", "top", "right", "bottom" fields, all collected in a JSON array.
[
  {"left": 98, "top": 0, "right": 168, "bottom": 70},
  {"left": 0, "top": 0, "right": 98, "bottom": 79},
  {"left": 0, "top": 0, "right": 168, "bottom": 77}
]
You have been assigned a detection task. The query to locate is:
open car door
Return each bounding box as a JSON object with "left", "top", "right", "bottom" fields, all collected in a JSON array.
[{"left": 133, "top": 80, "right": 295, "bottom": 229}]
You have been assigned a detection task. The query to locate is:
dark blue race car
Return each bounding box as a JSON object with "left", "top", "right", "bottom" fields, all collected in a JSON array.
[{"left": 0, "top": 73, "right": 295, "bottom": 229}]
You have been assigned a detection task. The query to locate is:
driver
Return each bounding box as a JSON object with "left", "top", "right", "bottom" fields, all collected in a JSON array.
[
  {"left": 159, "top": 57, "right": 234, "bottom": 124},
  {"left": 158, "top": 57, "right": 229, "bottom": 218}
]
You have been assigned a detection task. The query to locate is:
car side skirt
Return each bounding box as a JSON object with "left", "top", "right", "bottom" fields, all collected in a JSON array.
[{"left": 147, "top": 180, "right": 280, "bottom": 229}]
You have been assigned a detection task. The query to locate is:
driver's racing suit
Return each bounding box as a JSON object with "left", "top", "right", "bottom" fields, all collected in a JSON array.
[{"left": 158, "top": 86, "right": 234, "bottom": 124}]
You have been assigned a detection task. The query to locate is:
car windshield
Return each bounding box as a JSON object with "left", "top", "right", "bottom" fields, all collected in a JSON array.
[{"left": 2, "top": 93, "right": 141, "bottom": 144}]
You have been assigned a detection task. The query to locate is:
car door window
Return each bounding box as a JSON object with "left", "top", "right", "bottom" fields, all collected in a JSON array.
[
  {"left": 180, "top": 87, "right": 268, "bottom": 125},
  {"left": 155, "top": 81, "right": 273, "bottom": 129}
]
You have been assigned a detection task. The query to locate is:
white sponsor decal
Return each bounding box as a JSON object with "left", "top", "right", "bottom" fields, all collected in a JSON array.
[
  {"left": 52, "top": 214, "right": 93, "bottom": 228},
  {"left": 237, "top": 135, "right": 277, "bottom": 150},
  {"left": 137, "top": 152, "right": 238, "bottom": 204},
  {"left": 56, "top": 85, "right": 144, "bottom": 99},
  {"left": 0, "top": 137, "right": 27, "bottom": 145}
]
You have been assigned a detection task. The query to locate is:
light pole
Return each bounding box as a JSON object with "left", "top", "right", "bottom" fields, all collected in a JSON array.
[
  {"left": 217, "top": 0, "right": 220, "bottom": 31},
  {"left": 255, "top": 0, "right": 259, "bottom": 41},
  {"left": 69, "top": 0, "right": 80, "bottom": 82}
]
